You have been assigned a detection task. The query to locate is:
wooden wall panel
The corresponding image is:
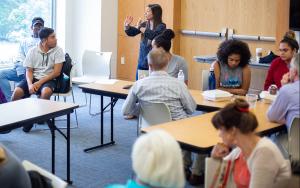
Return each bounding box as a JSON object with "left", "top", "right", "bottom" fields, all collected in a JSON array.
[
  {"left": 179, "top": 0, "right": 288, "bottom": 90},
  {"left": 117, "top": 0, "right": 144, "bottom": 81},
  {"left": 117, "top": 0, "right": 289, "bottom": 89}
]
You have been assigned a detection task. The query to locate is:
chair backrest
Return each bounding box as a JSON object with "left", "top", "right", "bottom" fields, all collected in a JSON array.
[
  {"left": 288, "top": 117, "right": 300, "bottom": 173},
  {"left": 139, "top": 102, "right": 172, "bottom": 129},
  {"left": 22, "top": 160, "right": 68, "bottom": 188},
  {"left": 201, "top": 69, "right": 209, "bottom": 91},
  {"left": 82, "top": 50, "right": 112, "bottom": 78}
]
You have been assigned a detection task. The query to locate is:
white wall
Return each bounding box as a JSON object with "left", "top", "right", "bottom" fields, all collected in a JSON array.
[
  {"left": 56, "top": 0, "right": 118, "bottom": 78},
  {"left": 100, "top": 0, "right": 118, "bottom": 78}
]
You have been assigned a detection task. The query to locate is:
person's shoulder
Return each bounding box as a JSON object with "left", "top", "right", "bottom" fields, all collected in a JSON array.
[
  {"left": 278, "top": 83, "right": 294, "bottom": 95},
  {"left": 27, "top": 45, "right": 39, "bottom": 55},
  {"left": 270, "top": 57, "right": 283, "bottom": 66},
  {"left": 159, "top": 22, "right": 166, "bottom": 26},
  {"left": 255, "top": 137, "right": 279, "bottom": 154},
  {"left": 173, "top": 54, "right": 185, "bottom": 61},
  {"left": 53, "top": 46, "right": 64, "bottom": 53}
]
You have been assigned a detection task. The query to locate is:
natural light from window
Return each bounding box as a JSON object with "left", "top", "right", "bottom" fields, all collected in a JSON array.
[{"left": 0, "top": 0, "right": 53, "bottom": 68}]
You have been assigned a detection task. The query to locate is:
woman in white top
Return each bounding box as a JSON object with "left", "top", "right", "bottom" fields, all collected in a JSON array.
[
  {"left": 151, "top": 29, "right": 189, "bottom": 85},
  {"left": 211, "top": 98, "right": 291, "bottom": 188}
]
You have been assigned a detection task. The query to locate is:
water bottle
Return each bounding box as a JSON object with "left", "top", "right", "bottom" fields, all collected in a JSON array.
[
  {"left": 178, "top": 69, "right": 185, "bottom": 82},
  {"left": 208, "top": 67, "right": 216, "bottom": 90}
]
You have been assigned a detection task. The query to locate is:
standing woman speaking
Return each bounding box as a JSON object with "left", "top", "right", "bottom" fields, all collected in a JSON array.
[{"left": 124, "top": 4, "right": 166, "bottom": 80}]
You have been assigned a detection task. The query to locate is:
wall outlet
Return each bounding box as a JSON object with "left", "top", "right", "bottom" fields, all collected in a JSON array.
[{"left": 121, "top": 56, "right": 125, "bottom": 64}]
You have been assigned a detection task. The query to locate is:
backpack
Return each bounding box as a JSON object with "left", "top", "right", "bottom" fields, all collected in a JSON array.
[
  {"left": 0, "top": 88, "right": 7, "bottom": 104},
  {"left": 55, "top": 53, "right": 73, "bottom": 93}
]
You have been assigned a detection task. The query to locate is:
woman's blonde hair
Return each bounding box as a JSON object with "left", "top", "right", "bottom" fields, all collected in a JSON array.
[{"left": 132, "top": 130, "right": 185, "bottom": 188}]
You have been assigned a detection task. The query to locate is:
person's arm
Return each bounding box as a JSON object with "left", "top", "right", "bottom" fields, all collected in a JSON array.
[
  {"left": 26, "top": 68, "right": 35, "bottom": 94},
  {"left": 34, "top": 63, "right": 63, "bottom": 90},
  {"left": 122, "top": 84, "right": 139, "bottom": 116},
  {"left": 180, "top": 83, "right": 196, "bottom": 114},
  {"left": 124, "top": 16, "right": 142, "bottom": 37},
  {"left": 249, "top": 148, "right": 280, "bottom": 188},
  {"left": 23, "top": 49, "right": 35, "bottom": 93},
  {"left": 125, "top": 26, "right": 141, "bottom": 36},
  {"left": 228, "top": 65, "right": 251, "bottom": 95},
  {"left": 15, "top": 41, "right": 26, "bottom": 64},
  {"left": 214, "top": 61, "right": 221, "bottom": 88},
  {"left": 264, "top": 62, "right": 275, "bottom": 90},
  {"left": 267, "top": 89, "right": 288, "bottom": 124},
  {"left": 141, "top": 23, "right": 166, "bottom": 40},
  {"left": 179, "top": 57, "right": 189, "bottom": 85},
  {"left": 215, "top": 63, "right": 250, "bottom": 95}
]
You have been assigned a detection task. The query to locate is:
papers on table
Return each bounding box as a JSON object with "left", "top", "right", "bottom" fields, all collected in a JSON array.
[
  {"left": 95, "top": 79, "right": 118, "bottom": 85},
  {"left": 202, "top": 89, "right": 233, "bottom": 101}
]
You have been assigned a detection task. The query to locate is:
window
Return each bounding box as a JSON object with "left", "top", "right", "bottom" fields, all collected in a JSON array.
[{"left": 0, "top": 0, "right": 55, "bottom": 68}]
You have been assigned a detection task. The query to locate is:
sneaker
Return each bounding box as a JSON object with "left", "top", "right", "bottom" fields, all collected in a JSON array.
[
  {"left": 23, "top": 124, "right": 33, "bottom": 133},
  {"left": 189, "top": 174, "right": 204, "bottom": 186}
]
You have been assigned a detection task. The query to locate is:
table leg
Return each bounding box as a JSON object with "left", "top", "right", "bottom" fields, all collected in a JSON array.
[{"left": 84, "top": 95, "right": 116, "bottom": 152}]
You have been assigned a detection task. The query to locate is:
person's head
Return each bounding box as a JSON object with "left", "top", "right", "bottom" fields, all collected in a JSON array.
[
  {"left": 39, "top": 27, "right": 57, "bottom": 49},
  {"left": 217, "top": 39, "right": 251, "bottom": 69},
  {"left": 289, "top": 53, "right": 300, "bottom": 81},
  {"left": 145, "top": 4, "right": 162, "bottom": 27},
  {"left": 279, "top": 31, "right": 299, "bottom": 62},
  {"left": 212, "top": 98, "right": 258, "bottom": 147},
  {"left": 147, "top": 48, "right": 169, "bottom": 71},
  {"left": 132, "top": 130, "right": 185, "bottom": 188},
  {"left": 31, "top": 17, "right": 44, "bottom": 38},
  {"left": 152, "top": 29, "right": 175, "bottom": 52}
]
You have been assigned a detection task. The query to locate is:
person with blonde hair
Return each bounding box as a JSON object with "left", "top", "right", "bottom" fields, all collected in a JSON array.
[{"left": 106, "top": 130, "right": 185, "bottom": 188}]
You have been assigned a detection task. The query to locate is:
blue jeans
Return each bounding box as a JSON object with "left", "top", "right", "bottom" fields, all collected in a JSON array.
[{"left": 0, "top": 68, "right": 25, "bottom": 101}]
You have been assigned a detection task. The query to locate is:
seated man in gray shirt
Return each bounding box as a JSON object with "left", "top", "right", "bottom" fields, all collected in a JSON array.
[
  {"left": 122, "top": 48, "right": 196, "bottom": 120},
  {"left": 11, "top": 27, "right": 65, "bottom": 132},
  {"left": 122, "top": 48, "right": 204, "bottom": 185}
]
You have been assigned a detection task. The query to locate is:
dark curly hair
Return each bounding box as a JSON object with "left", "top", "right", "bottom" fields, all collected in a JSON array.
[{"left": 217, "top": 39, "right": 251, "bottom": 68}]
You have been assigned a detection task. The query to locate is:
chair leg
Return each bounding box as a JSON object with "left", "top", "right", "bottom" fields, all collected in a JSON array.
[
  {"left": 72, "top": 89, "right": 79, "bottom": 128},
  {"left": 88, "top": 94, "right": 101, "bottom": 116}
]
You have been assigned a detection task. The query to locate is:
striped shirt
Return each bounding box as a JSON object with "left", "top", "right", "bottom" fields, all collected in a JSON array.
[{"left": 122, "top": 71, "right": 196, "bottom": 120}]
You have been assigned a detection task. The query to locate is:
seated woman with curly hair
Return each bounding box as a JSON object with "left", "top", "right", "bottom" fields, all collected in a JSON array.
[{"left": 213, "top": 40, "right": 252, "bottom": 95}]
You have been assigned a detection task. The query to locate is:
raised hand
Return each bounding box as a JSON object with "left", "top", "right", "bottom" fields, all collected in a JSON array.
[{"left": 124, "top": 16, "right": 133, "bottom": 27}]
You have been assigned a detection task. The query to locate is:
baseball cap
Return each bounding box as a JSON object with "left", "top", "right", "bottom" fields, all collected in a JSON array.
[{"left": 32, "top": 17, "right": 44, "bottom": 27}]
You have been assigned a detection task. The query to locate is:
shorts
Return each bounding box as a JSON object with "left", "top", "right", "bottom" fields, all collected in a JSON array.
[{"left": 17, "top": 78, "right": 56, "bottom": 98}]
